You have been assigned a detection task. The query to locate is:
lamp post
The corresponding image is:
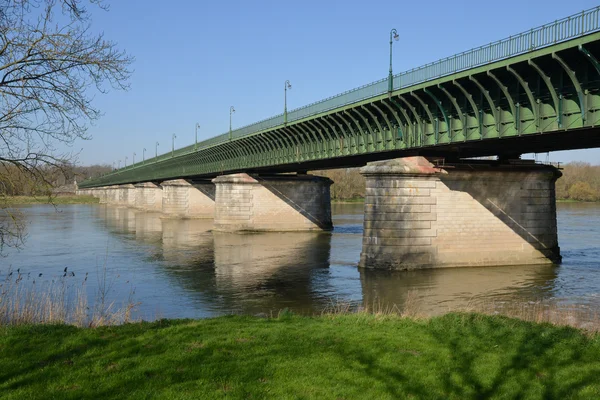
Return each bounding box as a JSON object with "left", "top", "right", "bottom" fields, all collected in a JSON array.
[
  {"left": 195, "top": 123, "right": 200, "bottom": 150},
  {"left": 125, "top": 156, "right": 128, "bottom": 167},
  {"left": 388, "top": 28, "right": 399, "bottom": 93},
  {"left": 155, "top": 142, "right": 159, "bottom": 158},
  {"left": 118, "top": 160, "right": 121, "bottom": 169},
  {"left": 284, "top": 80, "right": 292, "bottom": 125},
  {"left": 112, "top": 161, "right": 115, "bottom": 170},
  {"left": 143, "top": 148, "right": 146, "bottom": 163},
  {"left": 133, "top": 152, "right": 136, "bottom": 165},
  {"left": 172, "top": 133, "right": 177, "bottom": 157},
  {"left": 229, "top": 106, "right": 235, "bottom": 140}
]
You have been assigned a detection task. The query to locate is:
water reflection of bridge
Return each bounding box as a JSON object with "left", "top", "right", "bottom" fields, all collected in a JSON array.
[
  {"left": 96, "top": 205, "right": 333, "bottom": 315},
  {"left": 96, "top": 205, "right": 559, "bottom": 316},
  {"left": 360, "top": 265, "right": 558, "bottom": 315}
]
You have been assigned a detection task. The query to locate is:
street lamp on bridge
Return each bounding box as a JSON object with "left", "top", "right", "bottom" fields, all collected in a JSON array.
[
  {"left": 125, "top": 156, "right": 128, "bottom": 167},
  {"left": 195, "top": 123, "right": 200, "bottom": 150},
  {"left": 155, "top": 142, "right": 159, "bottom": 158},
  {"left": 229, "top": 106, "right": 235, "bottom": 141},
  {"left": 133, "top": 152, "right": 136, "bottom": 165},
  {"left": 172, "top": 133, "right": 177, "bottom": 157},
  {"left": 284, "top": 80, "right": 292, "bottom": 125},
  {"left": 118, "top": 160, "right": 121, "bottom": 169},
  {"left": 112, "top": 161, "right": 115, "bottom": 170},
  {"left": 388, "top": 28, "right": 399, "bottom": 93},
  {"left": 143, "top": 148, "right": 146, "bottom": 163}
]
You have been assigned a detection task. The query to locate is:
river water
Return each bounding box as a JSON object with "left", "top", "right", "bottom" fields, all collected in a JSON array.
[{"left": 1, "top": 202, "right": 599, "bottom": 320}]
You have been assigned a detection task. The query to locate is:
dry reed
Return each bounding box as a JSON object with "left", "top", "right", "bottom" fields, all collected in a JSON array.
[{"left": 0, "top": 267, "right": 138, "bottom": 327}]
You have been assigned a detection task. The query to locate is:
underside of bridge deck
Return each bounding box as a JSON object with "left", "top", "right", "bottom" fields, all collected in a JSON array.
[{"left": 81, "top": 30, "right": 600, "bottom": 189}]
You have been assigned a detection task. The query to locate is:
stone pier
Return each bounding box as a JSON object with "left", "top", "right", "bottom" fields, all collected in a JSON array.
[
  {"left": 212, "top": 173, "right": 333, "bottom": 232},
  {"left": 359, "top": 157, "right": 561, "bottom": 270},
  {"left": 117, "top": 184, "right": 136, "bottom": 207},
  {"left": 134, "top": 182, "right": 163, "bottom": 211},
  {"left": 161, "top": 179, "right": 215, "bottom": 218},
  {"left": 95, "top": 187, "right": 108, "bottom": 204},
  {"left": 105, "top": 185, "right": 119, "bottom": 205}
]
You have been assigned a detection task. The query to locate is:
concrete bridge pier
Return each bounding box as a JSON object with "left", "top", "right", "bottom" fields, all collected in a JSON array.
[
  {"left": 359, "top": 157, "right": 562, "bottom": 270},
  {"left": 161, "top": 179, "right": 215, "bottom": 218},
  {"left": 105, "top": 185, "right": 120, "bottom": 205},
  {"left": 94, "top": 187, "right": 108, "bottom": 204},
  {"left": 134, "top": 182, "right": 163, "bottom": 211},
  {"left": 212, "top": 173, "right": 333, "bottom": 232},
  {"left": 117, "top": 184, "right": 136, "bottom": 207}
]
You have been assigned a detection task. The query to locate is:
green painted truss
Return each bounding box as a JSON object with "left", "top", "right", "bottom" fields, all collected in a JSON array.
[{"left": 81, "top": 8, "right": 600, "bottom": 188}]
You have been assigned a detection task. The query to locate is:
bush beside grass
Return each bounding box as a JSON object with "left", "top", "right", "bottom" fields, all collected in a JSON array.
[{"left": 1, "top": 313, "right": 599, "bottom": 399}]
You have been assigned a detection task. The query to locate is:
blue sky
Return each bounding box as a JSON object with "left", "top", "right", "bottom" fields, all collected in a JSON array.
[{"left": 76, "top": 0, "right": 600, "bottom": 166}]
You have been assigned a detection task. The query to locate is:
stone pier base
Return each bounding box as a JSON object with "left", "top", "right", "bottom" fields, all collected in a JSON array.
[
  {"left": 105, "top": 186, "right": 119, "bottom": 205},
  {"left": 359, "top": 157, "right": 561, "bottom": 270},
  {"left": 161, "top": 179, "right": 215, "bottom": 218},
  {"left": 117, "top": 184, "right": 136, "bottom": 207},
  {"left": 212, "top": 173, "right": 333, "bottom": 232},
  {"left": 134, "top": 182, "right": 162, "bottom": 212},
  {"left": 96, "top": 188, "right": 108, "bottom": 204}
]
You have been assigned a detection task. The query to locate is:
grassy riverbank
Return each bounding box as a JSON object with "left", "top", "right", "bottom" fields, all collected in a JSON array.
[
  {"left": 1, "top": 313, "right": 599, "bottom": 399},
  {"left": 3, "top": 195, "right": 99, "bottom": 205}
]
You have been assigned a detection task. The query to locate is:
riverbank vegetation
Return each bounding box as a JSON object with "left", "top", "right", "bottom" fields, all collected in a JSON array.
[
  {"left": 0, "top": 313, "right": 599, "bottom": 399},
  {"left": 315, "top": 161, "right": 600, "bottom": 202},
  {"left": 3, "top": 195, "right": 99, "bottom": 205},
  {"left": 0, "top": 268, "right": 137, "bottom": 328},
  {"left": 2, "top": 268, "right": 600, "bottom": 398},
  {"left": 555, "top": 162, "right": 600, "bottom": 202}
]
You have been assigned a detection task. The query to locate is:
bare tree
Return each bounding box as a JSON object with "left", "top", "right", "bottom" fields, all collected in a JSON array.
[{"left": 0, "top": 0, "right": 133, "bottom": 252}]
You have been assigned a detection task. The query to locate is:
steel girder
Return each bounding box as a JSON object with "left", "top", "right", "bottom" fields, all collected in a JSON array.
[{"left": 81, "top": 33, "right": 600, "bottom": 188}]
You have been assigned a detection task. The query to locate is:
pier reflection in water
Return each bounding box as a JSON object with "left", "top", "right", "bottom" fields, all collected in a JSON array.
[
  {"left": 4, "top": 202, "right": 598, "bottom": 320},
  {"left": 360, "top": 265, "right": 559, "bottom": 315},
  {"left": 96, "top": 206, "right": 337, "bottom": 316}
]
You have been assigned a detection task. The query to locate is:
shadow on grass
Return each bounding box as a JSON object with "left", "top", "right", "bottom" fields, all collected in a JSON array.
[
  {"left": 426, "top": 313, "right": 600, "bottom": 398},
  {"left": 0, "top": 314, "right": 599, "bottom": 399}
]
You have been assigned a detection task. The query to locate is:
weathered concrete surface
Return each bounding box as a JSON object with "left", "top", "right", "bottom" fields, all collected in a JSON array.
[
  {"left": 212, "top": 173, "right": 333, "bottom": 232},
  {"left": 161, "top": 179, "right": 214, "bottom": 218},
  {"left": 359, "top": 157, "right": 561, "bottom": 270},
  {"left": 95, "top": 188, "right": 108, "bottom": 204},
  {"left": 105, "top": 185, "right": 120, "bottom": 205},
  {"left": 117, "top": 184, "right": 136, "bottom": 207},
  {"left": 134, "top": 182, "right": 162, "bottom": 212}
]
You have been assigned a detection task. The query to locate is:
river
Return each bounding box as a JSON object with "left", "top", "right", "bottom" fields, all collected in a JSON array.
[{"left": 1, "top": 202, "right": 599, "bottom": 320}]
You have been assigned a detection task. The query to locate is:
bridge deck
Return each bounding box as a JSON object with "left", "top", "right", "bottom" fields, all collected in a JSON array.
[{"left": 81, "top": 7, "right": 600, "bottom": 188}]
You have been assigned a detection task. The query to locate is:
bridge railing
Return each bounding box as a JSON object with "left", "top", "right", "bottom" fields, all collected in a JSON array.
[{"left": 97, "top": 6, "right": 600, "bottom": 182}]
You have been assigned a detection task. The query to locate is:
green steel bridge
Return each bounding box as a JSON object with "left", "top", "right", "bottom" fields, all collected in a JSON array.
[{"left": 81, "top": 7, "right": 600, "bottom": 189}]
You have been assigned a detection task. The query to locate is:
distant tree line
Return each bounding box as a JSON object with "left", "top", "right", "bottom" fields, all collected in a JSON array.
[
  {"left": 0, "top": 163, "right": 111, "bottom": 196},
  {"left": 312, "top": 169, "right": 365, "bottom": 201},
  {"left": 555, "top": 162, "right": 600, "bottom": 202},
  {"left": 314, "top": 161, "right": 600, "bottom": 202}
]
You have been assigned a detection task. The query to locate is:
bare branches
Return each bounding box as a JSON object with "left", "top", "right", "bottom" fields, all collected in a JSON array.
[{"left": 0, "top": 0, "right": 132, "bottom": 251}]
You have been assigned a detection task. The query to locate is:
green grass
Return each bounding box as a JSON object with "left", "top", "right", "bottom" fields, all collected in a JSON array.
[
  {"left": 3, "top": 195, "right": 99, "bottom": 205},
  {"left": 1, "top": 313, "right": 599, "bottom": 399}
]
